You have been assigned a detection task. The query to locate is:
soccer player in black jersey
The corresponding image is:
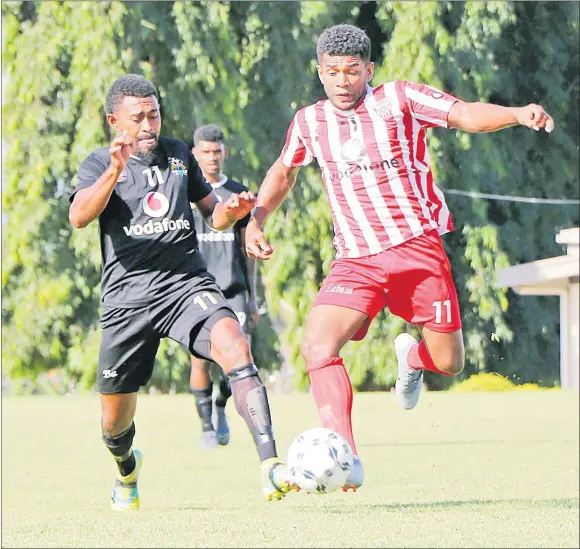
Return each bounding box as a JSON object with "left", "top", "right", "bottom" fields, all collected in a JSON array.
[
  {"left": 69, "top": 75, "right": 295, "bottom": 509},
  {"left": 189, "top": 124, "right": 260, "bottom": 450}
]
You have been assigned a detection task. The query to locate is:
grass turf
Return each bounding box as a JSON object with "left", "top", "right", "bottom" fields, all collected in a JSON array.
[{"left": 1, "top": 390, "right": 578, "bottom": 548}]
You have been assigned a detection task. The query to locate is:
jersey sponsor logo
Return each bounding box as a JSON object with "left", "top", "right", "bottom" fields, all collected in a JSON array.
[
  {"left": 102, "top": 369, "right": 118, "bottom": 378},
  {"left": 324, "top": 284, "right": 354, "bottom": 295},
  {"left": 117, "top": 168, "right": 127, "bottom": 182},
  {"left": 196, "top": 231, "right": 235, "bottom": 242},
  {"left": 335, "top": 157, "right": 401, "bottom": 180},
  {"left": 143, "top": 191, "right": 170, "bottom": 217},
  {"left": 123, "top": 217, "right": 191, "bottom": 236},
  {"left": 168, "top": 156, "right": 188, "bottom": 177},
  {"left": 340, "top": 138, "right": 365, "bottom": 163}
]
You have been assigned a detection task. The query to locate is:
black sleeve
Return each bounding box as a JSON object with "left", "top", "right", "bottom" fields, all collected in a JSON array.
[
  {"left": 188, "top": 150, "right": 213, "bottom": 203},
  {"left": 69, "top": 150, "right": 110, "bottom": 203}
]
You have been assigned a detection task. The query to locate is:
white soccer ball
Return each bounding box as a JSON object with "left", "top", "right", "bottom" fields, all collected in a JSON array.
[{"left": 287, "top": 427, "right": 354, "bottom": 494}]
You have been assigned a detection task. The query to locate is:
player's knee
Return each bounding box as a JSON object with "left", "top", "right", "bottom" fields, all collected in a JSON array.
[
  {"left": 218, "top": 333, "right": 252, "bottom": 370},
  {"left": 300, "top": 335, "right": 337, "bottom": 364},
  {"left": 101, "top": 413, "right": 132, "bottom": 437},
  {"left": 434, "top": 353, "right": 464, "bottom": 376}
]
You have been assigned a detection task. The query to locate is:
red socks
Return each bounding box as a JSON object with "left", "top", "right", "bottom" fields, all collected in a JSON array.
[
  {"left": 306, "top": 356, "right": 357, "bottom": 455},
  {"left": 407, "top": 340, "right": 452, "bottom": 376}
]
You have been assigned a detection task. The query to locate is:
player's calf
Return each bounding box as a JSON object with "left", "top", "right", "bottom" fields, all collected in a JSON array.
[{"left": 227, "top": 363, "right": 297, "bottom": 500}]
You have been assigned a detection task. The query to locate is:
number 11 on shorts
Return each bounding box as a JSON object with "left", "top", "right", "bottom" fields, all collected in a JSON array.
[
  {"left": 194, "top": 292, "right": 218, "bottom": 311},
  {"left": 433, "top": 299, "right": 451, "bottom": 324}
]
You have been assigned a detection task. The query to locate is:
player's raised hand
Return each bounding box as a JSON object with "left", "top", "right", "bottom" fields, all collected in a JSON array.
[
  {"left": 110, "top": 131, "right": 137, "bottom": 172},
  {"left": 245, "top": 220, "right": 274, "bottom": 260},
  {"left": 516, "top": 104, "right": 554, "bottom": 133},
  {"left": 224, "top": 191, "right": 256, "bottom": 221}
]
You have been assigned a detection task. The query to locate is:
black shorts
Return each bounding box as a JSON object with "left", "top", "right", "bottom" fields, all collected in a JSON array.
[
  {"left": 225, "top": 291, "right": 251, "bottom": 336},
  {"left": 98, "top": 278, "right": 237, "bottom": 394}
]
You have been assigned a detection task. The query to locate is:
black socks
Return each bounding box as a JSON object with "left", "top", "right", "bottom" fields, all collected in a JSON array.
[
  {"left": 102, "top": 422, "right": 136, "bottom": 477},
  {"left": 191, "top": 385, "right": 214, "bottom": 432}
]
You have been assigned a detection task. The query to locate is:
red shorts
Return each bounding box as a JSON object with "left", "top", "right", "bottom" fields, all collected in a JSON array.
[{"left": 313, "top": 230, "right": 462, "bottom": 341}]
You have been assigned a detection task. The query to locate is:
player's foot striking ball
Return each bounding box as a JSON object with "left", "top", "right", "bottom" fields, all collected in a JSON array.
[{"left": 261, "top": 458, "right": 298, "bottom": 501}]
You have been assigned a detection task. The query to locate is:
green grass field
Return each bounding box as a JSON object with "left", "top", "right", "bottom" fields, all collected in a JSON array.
[{"left": 2, "top": 390, "right": 579, "bottom": 548}]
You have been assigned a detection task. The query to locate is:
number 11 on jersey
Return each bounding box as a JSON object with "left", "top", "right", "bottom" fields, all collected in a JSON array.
[{"left": 142, "top": 166, "right": 164, "bottom": 187}]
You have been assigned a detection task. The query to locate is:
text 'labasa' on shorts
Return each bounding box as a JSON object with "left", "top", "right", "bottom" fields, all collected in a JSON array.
[
  {"left": 97, "top": 278, "right": 237, "bottom": 394},
  {"left": 313, "top": 229, "right": 462, "bottom": 341}
]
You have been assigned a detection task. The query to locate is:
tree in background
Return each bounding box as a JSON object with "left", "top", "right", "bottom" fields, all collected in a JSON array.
[
  {"left": 1, "top": 0, "right": 317, "bottom": 391},
  {"left": 2, "top": 1, "right": 578, "bottom": 393}
]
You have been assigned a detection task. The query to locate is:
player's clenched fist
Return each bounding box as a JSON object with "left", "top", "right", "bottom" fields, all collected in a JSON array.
[
  {"left": 110, "top": 131, "right": 137, "bottom": 172},
  {"left": 516, "top": 104, "right": 554, "bottom": 133},
  {"left": 223, "top": 191, "right": 256, "bottom": 221}
]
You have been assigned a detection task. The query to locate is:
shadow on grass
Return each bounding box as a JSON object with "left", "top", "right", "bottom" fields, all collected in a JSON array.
[
  {"left": 156, "top": 497, "right": 579, "bottom": 513},
  {"left": 358, "top": 439, "right": 565, "bottom": 448},
  {"left": 146, "top": 505, "right": 212, "bottom": 511},
  {"left": 321, "top": 497, "right": 579, "bottom": 513}
]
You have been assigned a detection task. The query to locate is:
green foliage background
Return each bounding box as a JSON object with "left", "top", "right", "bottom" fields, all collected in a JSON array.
[{"left": 2, "top": 1, "right": 578, "bottom": 393}]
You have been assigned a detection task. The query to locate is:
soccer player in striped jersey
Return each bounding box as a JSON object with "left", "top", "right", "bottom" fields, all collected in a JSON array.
[{"left": 245, "top": 24, "right": 554, "bottom": 491}]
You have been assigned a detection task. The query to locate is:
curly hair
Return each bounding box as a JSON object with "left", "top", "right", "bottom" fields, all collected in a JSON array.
[
  {"left": 105, "top": 74, "right": 158, "bottom": 114},
  {"left": 316, "top": 24, "right": 371, "bottom": 63},
  {"left": 193, "top": 124, "right": 226, "bottom": 146}
]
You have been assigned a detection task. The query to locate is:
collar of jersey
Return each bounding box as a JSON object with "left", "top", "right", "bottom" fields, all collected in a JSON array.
[
  {"left": 209, "top": 175, "right": 228, "bottom": 189},
  {"left": 326, "top": 85, "right": 374, "bottom": 117}
]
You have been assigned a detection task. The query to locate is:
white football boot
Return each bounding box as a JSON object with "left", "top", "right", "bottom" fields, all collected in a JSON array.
[{"left": 394, "top": 333, "right": 423, "bottom": 410}]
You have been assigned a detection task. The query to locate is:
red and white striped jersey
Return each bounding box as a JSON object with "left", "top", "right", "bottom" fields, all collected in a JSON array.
[{"left": 280, "top": 81, "right": 459, "bottom": 259}]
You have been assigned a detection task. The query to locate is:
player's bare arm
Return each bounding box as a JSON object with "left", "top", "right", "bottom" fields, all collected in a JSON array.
[
  {"left": 196, "top": 190, "right": 256, "bottom": 231},
  {"left": 448, "top": 101, "right": 554, "bottom": 134},
  {"left": 245, "top": 159, "right": 301, "bottom": 260},
  {"left": 69, "top": 132, "right": 136, "bottom": 228}
]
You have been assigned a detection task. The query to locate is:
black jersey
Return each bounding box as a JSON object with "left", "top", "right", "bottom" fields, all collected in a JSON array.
[
  {"left": 71, "top": 136, "right": 213, "bottom": 307},
  {"left": 191, "top": 177, "right": 250, "bottom": 296}
]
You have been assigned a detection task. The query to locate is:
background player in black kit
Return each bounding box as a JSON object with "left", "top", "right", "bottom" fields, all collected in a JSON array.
[
  {"left": 69, "top": 74, "right": 296, "bottom": 509},
  {"left": 189, "top": 124, "right": 260, "bottom": 450}
]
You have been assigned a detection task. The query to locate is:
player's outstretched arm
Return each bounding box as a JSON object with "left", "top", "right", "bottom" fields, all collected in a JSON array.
[
  {"left": 196, "top": 190, "right": 256, "bottom": 232},
  {"left": 245, "top": 158, "right": 301, "bottom": 260},
  {"left": 448, "top": 101, "right": 554, "bottom": 134},
  {"left": 69, "top": 132, "right": 136, "bottom": 228}
]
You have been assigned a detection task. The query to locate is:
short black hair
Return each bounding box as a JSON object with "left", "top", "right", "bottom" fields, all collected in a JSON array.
[
  {"left": 193, "top": 124, "right": 225, "bottom": 146},
  {"left": 105, "top": 74, "right": 158, "bottom": 114},
  {"left": 316, "top": 24, "right": 371, "bottom": 63}
]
